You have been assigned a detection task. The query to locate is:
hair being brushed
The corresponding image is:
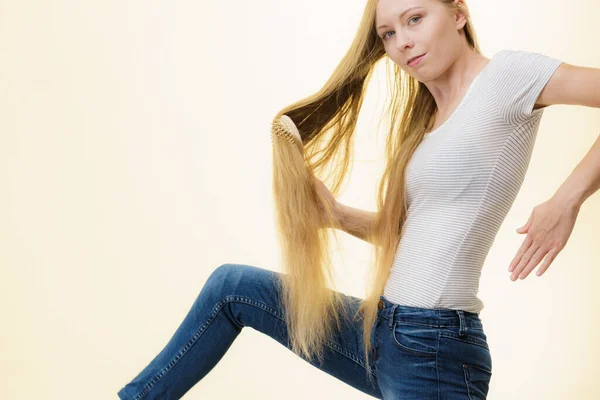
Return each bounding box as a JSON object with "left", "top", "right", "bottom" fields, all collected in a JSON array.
[{"left": 268, "top": 0, "right": 480, "bottom": 385}]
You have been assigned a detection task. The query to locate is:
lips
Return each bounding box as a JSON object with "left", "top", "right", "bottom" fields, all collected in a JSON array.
[{"left": 407, "top": 54, "right": 425, "bottom": 65}]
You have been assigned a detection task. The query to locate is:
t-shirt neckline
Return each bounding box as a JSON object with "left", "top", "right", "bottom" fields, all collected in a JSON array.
[{"left": 423, "top": 53, "right": 497, "bottom": 139}]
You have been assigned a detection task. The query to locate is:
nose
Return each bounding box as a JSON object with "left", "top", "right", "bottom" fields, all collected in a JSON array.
[{"left": 392, "top": 32, "right": 413, "bottom": 54}]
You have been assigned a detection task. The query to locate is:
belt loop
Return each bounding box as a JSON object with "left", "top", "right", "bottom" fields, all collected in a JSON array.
[
  {"left": 456, "top": 310, "right": 467, "bottom": 336},
  {"left": 388, "top": 304, "right": 398, "bottom": 328}
]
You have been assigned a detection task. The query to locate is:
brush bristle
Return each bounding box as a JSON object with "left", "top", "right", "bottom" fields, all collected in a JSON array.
[{"left": 271, "top": 114, "right": 302, "bottom": 146}]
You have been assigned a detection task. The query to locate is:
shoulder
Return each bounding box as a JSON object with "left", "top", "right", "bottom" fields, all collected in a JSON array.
[
  {"left": 489, "top": 49, "right": 564, "bottom": 125},
  {"left": 493, "top": 49, "right": 561, "bottom": 68}
]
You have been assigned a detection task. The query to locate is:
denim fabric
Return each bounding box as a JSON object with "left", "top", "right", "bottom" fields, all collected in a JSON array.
[
  {"left": 117, "top": 264, "right": 492, "bottom": 399},
  {"left": 373, "top": 295, "right": 493, "bottom": 399}
]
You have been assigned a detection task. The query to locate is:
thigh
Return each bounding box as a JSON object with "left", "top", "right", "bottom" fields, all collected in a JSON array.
[
  {"left": 214, "top": 263, "right": 383, "bottom": 398},
  {"left": 437, "top": 326, "right": 493, "bottom": 399},
  {"left": 373, "top": 318, "right": 440, "bottom": 399}
]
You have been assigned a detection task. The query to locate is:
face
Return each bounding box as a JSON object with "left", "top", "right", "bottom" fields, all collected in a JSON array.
[{"left": 375, "top": 0, "right": 466, "bottom": 80}]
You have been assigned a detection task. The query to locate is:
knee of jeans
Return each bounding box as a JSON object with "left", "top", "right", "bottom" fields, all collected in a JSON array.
[{"left": 204, "top": 263, "right": 248, "bottom": 296}]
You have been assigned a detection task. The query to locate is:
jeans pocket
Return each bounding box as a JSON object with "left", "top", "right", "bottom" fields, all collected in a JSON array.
[
  {"left": 391, "top": 321, "right": 438, "bottom": 358},
  {"left": 463, "top": 363, "right": 492, "bottom": 399},
  {"left": 439, "top": 328, "right": 490, "bottom": 351},
  {"left": 440, "top": 328, "right": 493, "bottom": 393}
]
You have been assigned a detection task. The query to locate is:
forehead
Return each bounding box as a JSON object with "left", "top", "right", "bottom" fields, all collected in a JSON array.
[{"left": 375, "top": 0, "right": 431, "bottom": 24}]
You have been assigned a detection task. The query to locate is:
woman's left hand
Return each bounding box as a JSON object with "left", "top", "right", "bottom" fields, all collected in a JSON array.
[{"left": 508, "top": 196, "right": 581, "bottom": 281}]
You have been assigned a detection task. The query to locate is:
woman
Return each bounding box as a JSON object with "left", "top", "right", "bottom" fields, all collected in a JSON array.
[{"left": 118, "top": 0, "right": 599, "bottom": 398}]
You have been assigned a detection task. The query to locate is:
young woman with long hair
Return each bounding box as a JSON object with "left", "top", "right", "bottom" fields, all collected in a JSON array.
[{"left": 118, "top": 0, "right": 599, "bottom": 398}]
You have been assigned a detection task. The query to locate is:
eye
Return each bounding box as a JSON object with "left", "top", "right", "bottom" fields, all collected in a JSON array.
[
  {"left": 380, "top": 15, "right": 422, "bottom": 40},
  {"left": 408, "top": 15, "right": 421, "bottom": 25}
]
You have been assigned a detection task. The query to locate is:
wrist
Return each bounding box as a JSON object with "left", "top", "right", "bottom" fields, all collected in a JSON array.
[
  {"left": 552, "top": 188, "right": 583, "bottom": 211},
  {"left": 333, "top": 201, "right": 345, "bottom": 222}
]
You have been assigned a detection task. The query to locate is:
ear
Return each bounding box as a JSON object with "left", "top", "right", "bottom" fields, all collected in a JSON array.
[{"left": 454, "top": 2, "right": 468, "bottom": 31}]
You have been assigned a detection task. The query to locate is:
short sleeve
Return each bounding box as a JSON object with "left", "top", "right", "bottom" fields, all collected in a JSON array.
[{"left": 492, "top": 50, "right": 563, "bottom": 126}]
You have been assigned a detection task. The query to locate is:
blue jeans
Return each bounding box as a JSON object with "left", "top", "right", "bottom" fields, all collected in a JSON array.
[{"left": 117, "top": 263, "right": 492, "bottom": 399}]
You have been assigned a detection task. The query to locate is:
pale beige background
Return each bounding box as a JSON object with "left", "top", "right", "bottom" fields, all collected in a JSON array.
[{"left": 2, "top": 0, "right": 599, "bottom": 399}]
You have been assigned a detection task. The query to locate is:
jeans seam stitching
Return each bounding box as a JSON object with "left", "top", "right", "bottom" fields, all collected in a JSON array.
[
  {"left": 391, "top": 321, "right": 437, "bottom": 357},
  {"left": 467, "top": 363, "right": 493, "bottom": 375},
  {"left": 227, "top": 295, "right": 285, "bottom": 321},
  {"left": 229, "top": 296, "right": 377, "bottom": 377},
  {"left": 439, "top": 332, "right": 489, "bottom": 349},
  {"left": 129, "top": 297, "right": 236, "bottom": 399},
  {"left": 436, "top": 329, "right": 441, "bottom": 400},
  {"left": 227, "top": 295, "right": 377, "bottom": 376},
  {"left": 324, "top": 340, "right": 377, "bottom": 377},
  {"left": 129, "top": 294, "right": 378, "bottom": 399},
  {"left": 464, "top": 364, "right": 474, "bottom": 400},
  {"left": 394, "top": 320, "right": 439, "bottom": 328}
]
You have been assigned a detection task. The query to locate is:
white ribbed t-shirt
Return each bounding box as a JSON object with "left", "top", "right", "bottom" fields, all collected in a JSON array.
[{"left": 382, "top": 49, "right": 563, "bottom": 314}]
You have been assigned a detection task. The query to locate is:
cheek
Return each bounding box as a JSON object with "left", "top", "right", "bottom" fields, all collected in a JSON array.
[
  {"left": 424, "top": 16, "right": 452, "bottom": 39},
  {"left": 381, "top": 45, "right": 402, "bottom": 68},
  {"left": 386, "top": 52, "right": 408, "bottom": 71},
  {"left": 437, "top": 18, "right": 463, "bottom": 42}
]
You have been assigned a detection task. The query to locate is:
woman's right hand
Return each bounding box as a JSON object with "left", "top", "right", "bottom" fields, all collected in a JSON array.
[{"left": 312, "top": 176, "right": 340, "bottom": 227}]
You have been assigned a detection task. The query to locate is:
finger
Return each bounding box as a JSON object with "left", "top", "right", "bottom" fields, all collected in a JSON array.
[
  {"left": 535, "top": 248, "right": 558, "bottom": 277},
  {"left": 510, "top": 241, "right": 538, "bottom": 281},
  {"left": 508, "top": 235, "right": 533, "bottom": 272},
  {"left": 517, "top": 246, "right": 547, "bottom": 280}
]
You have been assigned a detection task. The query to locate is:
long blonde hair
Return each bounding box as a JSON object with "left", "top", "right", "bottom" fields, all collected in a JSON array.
[{"left": 270, "top": 0, "right": 480, "bottom": 384}]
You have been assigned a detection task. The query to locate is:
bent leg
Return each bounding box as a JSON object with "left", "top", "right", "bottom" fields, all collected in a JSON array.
[{"left": 117, "top": 263, "right": 383, "bottom": 399}]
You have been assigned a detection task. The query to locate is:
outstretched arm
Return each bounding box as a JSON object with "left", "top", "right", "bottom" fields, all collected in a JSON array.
[
  {"left": 507, "top": 134, "right": 600, "bottom": 281},
  {"left": 553, "top": 134, "right": 600, "bottom": 208},
  {"left": 508, "top": 61, "right": 600, "bottom": 281}
]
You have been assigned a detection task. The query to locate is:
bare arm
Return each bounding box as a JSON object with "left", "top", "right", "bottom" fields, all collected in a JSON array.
[
  {"left": 312, "top": 176, "right": 379, "bottom": 244},
  {"left": 334, "top": 202, "right": 378, "bottom": 244},
  {"left": 552, "top": 133, "right": 600, "bottom": 208}
]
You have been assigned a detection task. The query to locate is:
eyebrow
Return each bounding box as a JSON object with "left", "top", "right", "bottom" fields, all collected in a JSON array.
[{"left": 376, "top": 6, "right": 424, "bottom": 31}]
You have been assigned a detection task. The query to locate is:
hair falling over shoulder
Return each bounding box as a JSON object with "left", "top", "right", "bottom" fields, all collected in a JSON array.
[{"left": 269, "top": 0, "right": 480, "bottom": 384}]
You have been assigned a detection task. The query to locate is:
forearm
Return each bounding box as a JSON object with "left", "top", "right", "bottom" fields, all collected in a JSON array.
[
  {"left": 553, "top": 133, "right": 600, "bottom": 208},
  {"left": 334, "top": 202, "right": 378, "bottom": 244}
]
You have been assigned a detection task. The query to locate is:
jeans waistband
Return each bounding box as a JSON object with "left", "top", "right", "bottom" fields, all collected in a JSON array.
[{"left": 377, "top": 295, "right": 483, "bottom": 332}]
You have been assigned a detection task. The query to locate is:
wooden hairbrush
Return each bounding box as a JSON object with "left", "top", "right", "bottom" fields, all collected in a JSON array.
[{"left": 271, "top": 114, "right": 302, "bottom": 147}]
